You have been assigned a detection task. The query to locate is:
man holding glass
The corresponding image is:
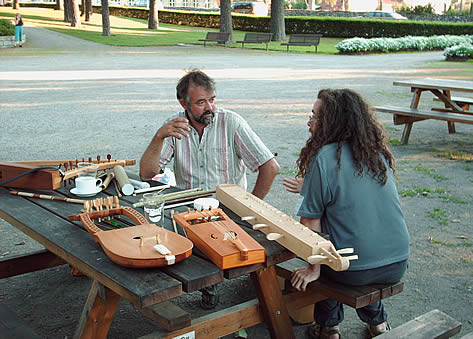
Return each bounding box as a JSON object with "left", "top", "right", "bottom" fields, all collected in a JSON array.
[{"left": 140, "top": 69, "right": 279, "bottom": 309}]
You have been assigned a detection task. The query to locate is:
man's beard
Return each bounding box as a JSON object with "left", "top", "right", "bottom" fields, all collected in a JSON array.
[{"left": 187, "top": 107, "right": 215, "bottom": 125}]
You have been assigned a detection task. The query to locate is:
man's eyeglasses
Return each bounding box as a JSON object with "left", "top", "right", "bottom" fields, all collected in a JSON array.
[{"left": 309, "top": 115, "right": 316, "bottom": 123}]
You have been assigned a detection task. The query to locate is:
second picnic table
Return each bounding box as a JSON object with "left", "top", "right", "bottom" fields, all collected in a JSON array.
[{"left": 375, "top": 78, "right": 473, "bottom": 144}]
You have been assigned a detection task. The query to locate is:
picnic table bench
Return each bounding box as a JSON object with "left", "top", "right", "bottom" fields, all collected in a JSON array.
[
  {"left": 281, "top": 34, "right": 322, "bottom": 53},
  {"left": 275, "top": 258, "right": 404, "bottom": 315},
  {"left": 237, "top": 32, "right": 272, "bottom": 51},
  {"left": 375, "top": 78, "right": 473, "bottom": 144},
  {"left": 377, "top": 309, "right": 462, "bottom": 338},
  {"left": 198, "top": 31, "right": 231, "bottom": 47}
]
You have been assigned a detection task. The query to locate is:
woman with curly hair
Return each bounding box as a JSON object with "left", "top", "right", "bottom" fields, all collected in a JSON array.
[{"left": 290, "top": 89, "right": 410, "bottom": 339}]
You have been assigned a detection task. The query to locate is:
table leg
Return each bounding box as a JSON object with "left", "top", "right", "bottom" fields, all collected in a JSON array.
[
  {"left": 400, "top": 88, "right": 423, "bottom": 144},
  {"left": 443, "top": 90, "right": 456, "bottom": 134},
  {"left": 73, "top": 280, "right": 121, "bottom": 339},
  {"left": 250, "top": 266, "right": 296, "bottom": 339}
]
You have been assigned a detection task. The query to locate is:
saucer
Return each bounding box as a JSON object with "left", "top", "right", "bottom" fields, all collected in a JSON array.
[{"left": 70, "top": 187, "right": 102, "bottom": 197}]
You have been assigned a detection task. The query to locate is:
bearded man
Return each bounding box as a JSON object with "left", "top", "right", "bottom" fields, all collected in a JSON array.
[{"left": 140, "top": 69, "right": 279, "bottom": 308}]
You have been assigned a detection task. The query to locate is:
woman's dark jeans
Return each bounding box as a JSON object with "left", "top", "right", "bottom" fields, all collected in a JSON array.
[{"left": 314, "top": 260, "right": 408, "bottom": 327}]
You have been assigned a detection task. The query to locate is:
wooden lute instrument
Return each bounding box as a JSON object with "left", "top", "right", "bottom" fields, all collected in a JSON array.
[
  {"left": 68, "top": 206, "right": 193, "bottom": 268},
  {"left": 172, "top": 208, "right": 265, "bottom": 270}
]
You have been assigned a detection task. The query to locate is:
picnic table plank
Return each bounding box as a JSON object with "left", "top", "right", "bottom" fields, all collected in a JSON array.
[{"left": 0, "top": 187, "right": 182, "bottom": 309}]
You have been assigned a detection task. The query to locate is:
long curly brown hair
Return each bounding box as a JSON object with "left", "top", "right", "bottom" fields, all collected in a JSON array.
[{"left": 296, "top": 89, "right": 394, "bottom": 185}]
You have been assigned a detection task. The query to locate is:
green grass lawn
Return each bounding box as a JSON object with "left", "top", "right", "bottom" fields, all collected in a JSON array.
[{"left": 0, "top": 7, "right": 342, "bottom": 53}]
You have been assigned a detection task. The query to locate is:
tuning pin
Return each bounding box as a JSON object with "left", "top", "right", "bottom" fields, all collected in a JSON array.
[
  {"left": 107, "top": 154, "right": 112, "bottom": 162},
  {"left": 88, "top": 157, "right": 92, "bottom": 163},
  {"left": 241, "top": 216, "right": 256, "bottom": 221},
  {"left": 337, "top": 248, "right": 355, "bottom": 254},
  {"left": 307, "top": 255, "right": 327, "bottom": 264},
  {"left": 63, "top": 163, "right": 69, "bottom": 186},
  {"left": 266, "top": 233, "right": 283, "bottom": 241},
  {"left": 97, "top": 155, "right": 101, "bottom": 164},
  {"left": 253, "top": 224, "right": 268, "bottom": 230}
]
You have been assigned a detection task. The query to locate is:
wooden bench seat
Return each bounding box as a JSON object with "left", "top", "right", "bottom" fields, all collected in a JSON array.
[
  {"left": 0, "top": 303, "right": 41, "bottom": 339},
  {"left": 198, "top": 31, "right": 231, "bottom": 47},
  {"left": 375, "top": 105, "right": 473, "bottom": 125},
  {"left": 276, "top": 258, "right": 404, "bottom": 309},
  {"left": 236, "top": 32, "right": 272, "bottom": 51},
  {"left": 433, "top": 96, "right": 473, "bottom": 112},
  {"left": 281, "top": 34, "right": 322, "bottom": 53},
  {"left": 377, "top": 309, "right": 462, "bottom": 339}
]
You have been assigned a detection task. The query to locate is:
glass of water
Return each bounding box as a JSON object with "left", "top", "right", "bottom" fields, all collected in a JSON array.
[{"left": 143, "top": 193, "right": 165, "bottom": 225}]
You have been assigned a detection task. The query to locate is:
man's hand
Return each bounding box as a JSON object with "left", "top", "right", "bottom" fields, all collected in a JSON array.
[
  {"left": 290, "top": 264, "right": 320, "bottom": 292},
  {"left": 282, "top": 177, "right": 304, "bottom": 194},
  {"left": 140, "top": 117, "right": 190, "bottom": 180},
  {"left": 157, "top": 117, "right": 190, "bottom": 140}
]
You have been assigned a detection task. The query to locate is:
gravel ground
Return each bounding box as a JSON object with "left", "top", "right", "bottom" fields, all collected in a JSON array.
[{"left": 0, "top": 10, "right": 472, "bottom": 338}]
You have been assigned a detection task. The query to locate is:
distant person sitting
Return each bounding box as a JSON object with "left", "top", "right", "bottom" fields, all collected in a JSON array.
[
  {"left": 289, "top": 89, "right": 410, "bottom": 339},
  {"left": 13, "top": 13, "right": 23, "bottom": 48},
  {"left": 140, "top": 69, "right": 280, "bottom": 309}
]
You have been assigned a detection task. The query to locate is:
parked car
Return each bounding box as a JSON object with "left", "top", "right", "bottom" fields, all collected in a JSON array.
[
  {"left": 231, "top": 2, "right": 268, "bottom": 16},
  {"left": 129, "top": 0, "right": 163, "bottom": 9},
  {"left": 359, "top": 11, "right": 408, "bottom": 20}
]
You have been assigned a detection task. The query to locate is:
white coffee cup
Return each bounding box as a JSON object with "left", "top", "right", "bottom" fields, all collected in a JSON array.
[{"left": 75, "top": 176, "right": 102, "bottom": 193}]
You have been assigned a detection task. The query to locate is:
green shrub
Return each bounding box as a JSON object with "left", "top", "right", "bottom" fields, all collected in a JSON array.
[
  {"left": 0, "top": 19, "right": 15, "bottom": 36},
  {"left": 443, "top": 43, "right": 473, "bottom": 59},
  {"left": 399, "top": 4, "right": 434, "bottom": 14}
]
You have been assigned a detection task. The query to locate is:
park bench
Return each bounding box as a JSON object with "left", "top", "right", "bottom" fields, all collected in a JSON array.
[
  {"left": 198, "top": 31, "right": 231, "bottom": 47},
  {"left": 0, "top": 303, "right": 41, "bottom": 339},
  {"left": 236, "top": 32, "right": 272, "bottom": 51},
  {"left": 377, "top": 309, "right": 462, "bottom": 338},
  {"left": 281, "top": 34, "right": 322, "bottom": 53},
  {"left": 276, "top": 258, "right": 404, "bottom": 314}
]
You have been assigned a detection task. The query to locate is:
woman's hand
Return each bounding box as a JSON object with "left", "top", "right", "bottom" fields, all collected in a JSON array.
[
  {"left": 290, "top": 264, "right": 320, "bottom": 292},
  {"left": 282, "top": 177, "right": 304, "bottom": 193}
]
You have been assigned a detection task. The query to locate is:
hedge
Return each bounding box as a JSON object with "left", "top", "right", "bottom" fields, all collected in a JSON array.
[
  {"left": 0, "top": 19, "right": 14, "bottom": 36},
  {"left": 17, "top": 4, "right": 473, "bottom": 38}
]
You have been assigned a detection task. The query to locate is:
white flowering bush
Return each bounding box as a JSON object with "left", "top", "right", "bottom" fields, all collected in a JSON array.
[
  {"left": 443, "top": 43, "right": 473, "bottom": 59},
  {"left": 336, "top": 35, "right": 473, "bottom": 54}
]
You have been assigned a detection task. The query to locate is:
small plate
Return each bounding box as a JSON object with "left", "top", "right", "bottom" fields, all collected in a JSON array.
[{"left": 70, "top": 187, "right": 102, "bottom": 197}]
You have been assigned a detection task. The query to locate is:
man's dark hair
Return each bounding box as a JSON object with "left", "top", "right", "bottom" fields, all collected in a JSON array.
[
  {"left": 297, "top": 88, "right": 394, "bottom": 185},
  {"left": 176, "top": 69, "right": 216, "bottom": 103}
]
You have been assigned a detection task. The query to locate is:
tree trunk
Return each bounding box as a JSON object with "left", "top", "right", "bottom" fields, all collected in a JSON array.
[
  {"left": 64, "top": 0, "right": 73, "bottom": 23},
  {"left": 219, "top": 0, "right": 233, "bottom": 41},
  {"left": 85, "top": 0, "right": 92, "bottom": 21},
  {"left": 12, "top": 0, "right": 19, "bottom": 10},
  {"left": 71, "top": 0, "right": 81, "bottom": 27},
  {"left": 270, "top": 0, "right": 285, "bottom": 41},
  {"left": 55, "top": 0, "right": 63, "bottom": 11},
  {"left": 80, "top": 0, "right": 85, "bottom": 16},
  {"left": 148, "top": 0, "right": 159, "bottom": 29},
  {"left": 101, "top": 0, "right": 111, "bottom": 36}
]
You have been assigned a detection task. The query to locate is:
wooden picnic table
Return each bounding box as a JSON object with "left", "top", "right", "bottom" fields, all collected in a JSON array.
[
  {"left": 375, "top": 78, "right": 473, "bottom": 144},
  {"left": 0, "top": 179, "right": 404, "bottom": 338},
  {"left": 0, "top": 181, "right": 300, "bottom": 338}
]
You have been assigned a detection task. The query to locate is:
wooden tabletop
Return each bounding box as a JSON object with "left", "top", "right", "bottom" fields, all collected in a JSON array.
[
  {"left": 0, "top": 184, "right": 293, "bottom": 310},
  {"left": 393, "top": 78, "right": 473, "bottom": 93}
]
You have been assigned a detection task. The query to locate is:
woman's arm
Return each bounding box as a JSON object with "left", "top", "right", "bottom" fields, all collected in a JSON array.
[{"left": 290, "top": 216, "right": 322, "bottom": 292}]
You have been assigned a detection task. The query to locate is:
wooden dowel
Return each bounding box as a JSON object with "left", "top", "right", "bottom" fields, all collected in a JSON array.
[
  {"left": 10, "top": 191, "right": 86, "bottom": 204},
  {"left": 134, "top": 184, "right": 170, "bottom": 194},
  {"left": 101, "top": 172, "right": 115, "bottom": 190}
]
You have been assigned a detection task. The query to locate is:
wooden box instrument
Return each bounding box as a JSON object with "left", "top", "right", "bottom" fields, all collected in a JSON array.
[
  {"left": 68, "top": 206, "right": 193, "bottom": 268},
  {"left": 0, "top": 157, "right": 135, "bottom": 191},
  {"left": 216, "top": 184, "right": 358, "bottom": 271},
  {"left": 172, "top": 208, "right": 265, "bottom": 270}
]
